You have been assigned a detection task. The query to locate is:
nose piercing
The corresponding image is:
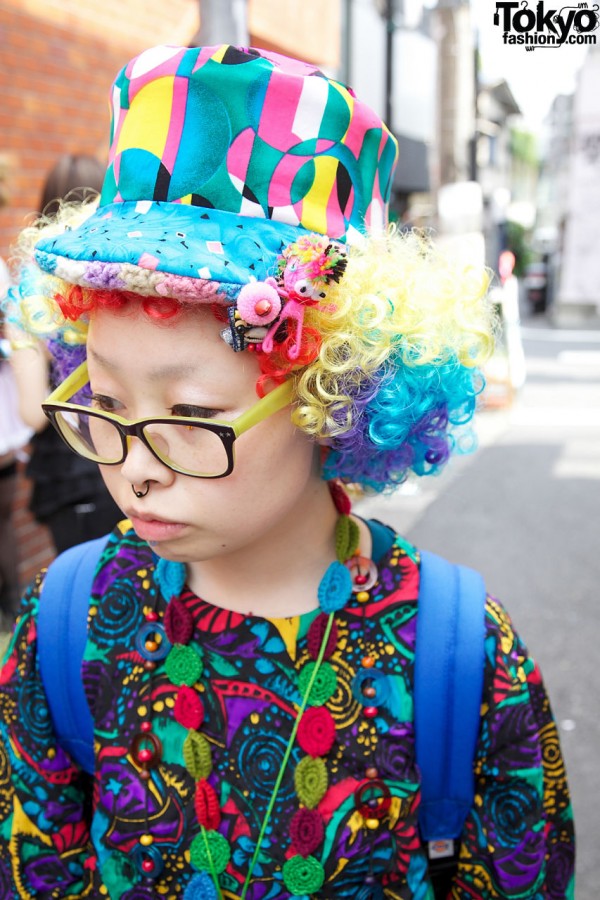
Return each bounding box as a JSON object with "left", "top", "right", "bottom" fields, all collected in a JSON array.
[{"left": 132, "top": 481, "right": 150, "bottom": 498}]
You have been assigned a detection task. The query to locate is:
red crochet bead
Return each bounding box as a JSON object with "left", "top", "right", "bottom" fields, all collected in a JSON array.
[
  {"left": 306, "top": 614, "right": 338, "bottom": 661},
  {"left": 145, "top": 610, "right": 159, "bottom": 622},
  {"left": 289, "top": 808, "right": 324, "bottom": 857},
  {"left": 297, "top": 707, "right": 336, "bottom": 757},
  {"left": 328, "top": 481, "right": 352, "bottom": 515},
  {"left": 194, "top": 779, "right": 221, "bottom": 830},
  {"left": 131, "top": 732, "right": 162, "bottom": 769},
  {"left": 164, "top": 596, "right": 194, "bottom": 645},
  {"left": 174, "top": 685, "right": 204, "bottom": 730}
]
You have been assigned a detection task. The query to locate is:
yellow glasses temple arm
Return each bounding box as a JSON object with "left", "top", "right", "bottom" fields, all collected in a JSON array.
[
  {"left": 45, "top": 360, "right": 90, "bottom": 404},
  {"left": 233, "top": 380, "right": 294, "bottom": 437}
]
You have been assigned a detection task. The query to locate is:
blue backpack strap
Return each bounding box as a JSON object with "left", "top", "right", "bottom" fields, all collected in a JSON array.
[
  {"left": 367, "top": 518, "right": 395, "bottom": 562},
  {"left": 415, "top": 550, "right": 486, "bottom": 843},
  {"left": 38, "top": 535, "right": 108, "bottom": 775}
]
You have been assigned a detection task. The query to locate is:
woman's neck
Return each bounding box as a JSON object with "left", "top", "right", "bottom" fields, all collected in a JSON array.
[{"left": 184, "top": 484, "right": 370, "bottom": 618}]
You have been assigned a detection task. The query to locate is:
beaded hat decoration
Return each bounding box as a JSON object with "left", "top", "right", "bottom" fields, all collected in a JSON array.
[{"left": 33, "top": 43, "right": 398, "bottom": 363}]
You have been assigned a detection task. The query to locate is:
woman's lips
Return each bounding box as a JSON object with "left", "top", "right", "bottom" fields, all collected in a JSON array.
[{"left": 127, "top": 514, "right": 188, "bottom": 542}]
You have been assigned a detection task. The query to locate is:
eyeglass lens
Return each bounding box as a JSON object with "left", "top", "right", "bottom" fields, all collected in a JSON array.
[{"left": 53, "top": 410, "right": 230, "bottom": 476}]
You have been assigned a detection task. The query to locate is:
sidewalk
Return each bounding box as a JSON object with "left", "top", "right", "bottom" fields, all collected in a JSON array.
[{"left": 359, "top": 317, "right": 600, "bottom": 895}]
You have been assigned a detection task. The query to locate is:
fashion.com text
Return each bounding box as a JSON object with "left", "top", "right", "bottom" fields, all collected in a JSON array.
[{"left": 502, "top": 30, "right": 596, "bottom": 42}]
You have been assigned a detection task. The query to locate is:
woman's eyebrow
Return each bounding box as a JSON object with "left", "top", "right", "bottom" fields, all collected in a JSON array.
[{"left": 87, "top": 347, "right": 199, "bottom": 381}]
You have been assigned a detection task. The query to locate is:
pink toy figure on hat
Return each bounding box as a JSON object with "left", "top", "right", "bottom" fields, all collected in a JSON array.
[{"left": 262, "top": 235, "right": 348, "bottom": 360}]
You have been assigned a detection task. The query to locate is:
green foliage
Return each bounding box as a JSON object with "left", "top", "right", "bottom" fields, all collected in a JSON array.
[
  {"left": 505, "top": 220, "right": 534, "bottom": 277},
  {"left": 510, "top": 129, "right": 538, "bottom": 167}
]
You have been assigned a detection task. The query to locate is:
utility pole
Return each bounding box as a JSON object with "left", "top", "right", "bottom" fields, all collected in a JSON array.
[
  {"left": 384, "top": 0, "right": 394, "bottom": 130},
  {"left": 469, "top": 35, "right": 480, "bottom": 182},
  {"left": 342, "top": 0, "right": 353, "bottom": 86},
  {"left": 194, "top": 0, "right": 248, "bottom": 46}
]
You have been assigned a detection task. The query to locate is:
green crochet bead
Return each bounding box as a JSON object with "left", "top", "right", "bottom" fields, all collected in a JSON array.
[
  {"left": 294, "top": 756, "right": 328, "bottom": 808},
  {"left": 335, "top": 514, "right": 360, "bottom": 562},
  {"left": 282, "top": 854, "right": 325, "bottom": 895},
  {"left": 298, "top": 661, "right": 337, "bottom": 707},
  {"left": 183, "top": 731, "right": 212, "bottom": 781},
  {"left": 165, "top": 644, "right": 203, "bottom": 687},
  {"left": 190, "top": 829, "right": 231, "bottom": 874}
]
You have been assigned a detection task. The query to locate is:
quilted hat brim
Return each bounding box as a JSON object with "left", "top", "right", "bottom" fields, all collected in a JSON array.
[{"left": 34, "top": 200, "right": 310, "bottom": 301}]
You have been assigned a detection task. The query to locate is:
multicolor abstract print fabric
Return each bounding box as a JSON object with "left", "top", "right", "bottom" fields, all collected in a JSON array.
[
  {"left": 34, "top": 44, "right": 398, "bottom": 299},
  {"left": 0, "top": 523, "right": 574, "bottom": 898}
]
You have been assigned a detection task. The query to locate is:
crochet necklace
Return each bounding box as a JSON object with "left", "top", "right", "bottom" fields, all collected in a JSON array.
[{"left": 131, "top": 506, "right": 380, "bottom": 899}]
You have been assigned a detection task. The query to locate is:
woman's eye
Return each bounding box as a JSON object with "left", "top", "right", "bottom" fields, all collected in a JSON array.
[
  {"left": 170, "top": 404, "right": 221, "bottom": 419},
  {"left": 91, "top": 393, "right": 121, "bottom": 412}
]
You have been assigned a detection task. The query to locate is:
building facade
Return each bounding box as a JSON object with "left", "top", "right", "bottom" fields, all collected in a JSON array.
[{"left": 556, "top": 47, "right": 600, "bottom": 324}]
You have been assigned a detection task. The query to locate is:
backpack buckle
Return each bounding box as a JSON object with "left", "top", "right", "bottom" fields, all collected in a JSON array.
[{"left": 427, "top": 838, "right": 455, "bottom": 860}]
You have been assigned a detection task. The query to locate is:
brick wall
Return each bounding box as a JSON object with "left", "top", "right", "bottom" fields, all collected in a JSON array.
[
  {"left": 1, "top": 0, "right": 200, "bottom": 588},
  {"left": 0, "top": 0, "right": 199, "bottom": 259},
  {"left": 13, "top": 459, "right": 53, "bottom": 586}
]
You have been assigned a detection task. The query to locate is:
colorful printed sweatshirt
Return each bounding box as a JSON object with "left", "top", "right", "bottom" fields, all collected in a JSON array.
[{"left": 0, "top": 522, "right": 575, "bottom": 899}]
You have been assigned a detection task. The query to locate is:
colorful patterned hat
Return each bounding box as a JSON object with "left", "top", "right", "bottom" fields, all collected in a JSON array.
[{"left": 35, "top": 45, "right": 397, "bottom": 297}]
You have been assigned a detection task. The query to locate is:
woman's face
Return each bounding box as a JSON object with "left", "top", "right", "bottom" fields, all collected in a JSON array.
[{"left": 86, "top": 303, "right": 322, "bottom": 565}]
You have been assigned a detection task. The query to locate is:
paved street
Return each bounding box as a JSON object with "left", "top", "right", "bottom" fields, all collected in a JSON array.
[{"left": 359, "top": 315, "right": 600, "bottom": 897}]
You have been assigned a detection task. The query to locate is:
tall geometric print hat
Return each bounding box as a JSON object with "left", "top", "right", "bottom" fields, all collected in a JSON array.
[{"left": 34, "top": 44, "right": 398, "bottom": 304}]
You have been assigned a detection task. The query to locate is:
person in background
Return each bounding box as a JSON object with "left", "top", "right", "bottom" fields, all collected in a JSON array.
[
  {"left": 7, "top": 153, "right": 121, "bottom": 553},
  {"left": 0, "top": 291, "right": 32, "bottom": 631}
]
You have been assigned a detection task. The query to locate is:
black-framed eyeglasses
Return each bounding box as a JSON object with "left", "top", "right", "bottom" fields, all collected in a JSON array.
[{"left": 42, "top": 361, "right": 294, "bottom": 479}]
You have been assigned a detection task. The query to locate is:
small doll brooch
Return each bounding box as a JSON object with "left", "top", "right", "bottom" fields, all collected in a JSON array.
[{"left": 222, "top": 234, "right": 348, "bottom": 360}]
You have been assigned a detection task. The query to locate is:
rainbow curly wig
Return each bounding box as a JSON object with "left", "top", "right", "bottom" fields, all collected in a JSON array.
[
  {"left": 5, "top": 44, "right": 495, "bottom": 493},
  {"left": 6, "top": 203, "right": 493, "bottom": 494}
]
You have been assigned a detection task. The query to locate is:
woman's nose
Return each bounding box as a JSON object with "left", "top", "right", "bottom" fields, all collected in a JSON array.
[{"left": 119, "top": 434, "right": 175, "bottom": 487}]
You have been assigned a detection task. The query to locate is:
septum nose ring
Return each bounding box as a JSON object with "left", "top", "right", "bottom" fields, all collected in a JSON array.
[{"left": 132, "top": 481, "right": 150, "bottom": 498}]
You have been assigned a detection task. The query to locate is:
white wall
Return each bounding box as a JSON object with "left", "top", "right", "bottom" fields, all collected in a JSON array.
[
  {"left": 349, "top": 0, "right": 436, "bottom": 142},
  {"left": 559, "top": 49, "right": 600, "bottom": 310},
  {"left": 350, "top": 0, "right": 387, "bottom": 119},
  {"left": 393, "top": 30, "right": 437, "bottom": 142}
]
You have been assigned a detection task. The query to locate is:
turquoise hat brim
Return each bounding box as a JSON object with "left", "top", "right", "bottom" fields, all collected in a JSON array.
[{"left": 34, "top": 200, "right": 311, "bottom": 301}]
